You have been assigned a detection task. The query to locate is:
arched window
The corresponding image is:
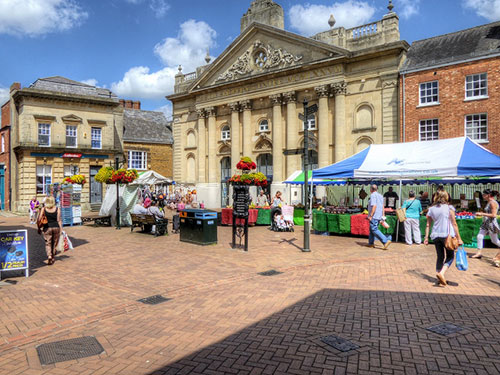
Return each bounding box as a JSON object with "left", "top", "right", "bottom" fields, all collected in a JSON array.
[
  {"left": 220, "top": 157, "right": 231, "bottom": 182},
  {"left": 259, "top": 119, "right": 269, "bottom": 132},
  {"left": 187, "top": 131, "right": 196, "bottom": 148},
  {"left": 257, "top": 153, "right": 273, "bottom": 177},
  {"left": 221, "top": 125, "right": 230, "bottom": 141},
  {"left": 356, "top": 137, "right": 372, "bottom": 153},
  {"left": 186, "top": 155, "right": 196, "bottom": 183},
  {"left": 355, "top": 104, "right": 373, "bottom": 129},
  {"left": 302, "top": 150, "right": 318, "bottom": 170}
]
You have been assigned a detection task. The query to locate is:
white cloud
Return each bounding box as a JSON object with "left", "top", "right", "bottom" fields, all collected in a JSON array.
[
  {"left": 112, "top": 20, "right": 217, "bottom": 99},
  {"left": 156, "top": 103, "right": 172, "bottom": 120},
  {"left": 80, "top": 78, "right": 98, "bottom": 87},
  {"left": 0, "top": 87, "right": 9, "bottom": 106},
  {"left": 463, "top": 0, "right": 500, "bottom": 21},
  {"left": 0, "top": 0, "right": 88, "bottom": 37},
  {"left": 150, "top": 0, "right": 170, "bottom": 18},
  {"left": 395, "top": 0, "right": 421, "bottom": 19},
  {"left": 289, "top": 1, "right": 376, "bottom": 36}
]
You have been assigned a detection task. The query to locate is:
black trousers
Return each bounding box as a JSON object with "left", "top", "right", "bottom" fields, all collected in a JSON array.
[{"left": 434, "top": 237, "right": 455, "bottom": 273}]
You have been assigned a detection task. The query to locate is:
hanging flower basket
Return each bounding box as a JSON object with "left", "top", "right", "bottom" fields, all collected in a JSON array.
[
  {"left": 94, "top": 166, "right": 138, "bottom": 184},
  {"left": 229, "top": 157, "right": 268, "bottom": 187},
  {"left": 62, "top": 174, "right": 86, "bottom": 185}
]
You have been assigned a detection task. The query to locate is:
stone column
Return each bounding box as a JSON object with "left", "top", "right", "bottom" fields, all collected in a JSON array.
[
  {"left": 240, "top": 100, "right": 252, "bottom": 157},
  {"left": 196, "top": 109, "right": 206, "bottom": 183},
  {"left": 270, "top": 94, "right": 283, "bottom": 183},
  {"left": 284, "top": 91, "right": 298, "bottom": 176},
  {"left": 315, "top": 85, "right": 330, "bottom": 168},
  {"left": 229, "top": 102, "right": 240, "bottom": 168},
  {"left": 332, "top": 81, "right": 347, "bottom": 162},
  {"left": 206, "top": 106, "right": 217, "bottom": 183}
]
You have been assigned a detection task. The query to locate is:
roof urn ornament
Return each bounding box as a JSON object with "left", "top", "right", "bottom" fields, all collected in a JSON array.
[
  {"left": 387, "top": 0, "right": 394, "bottom": 12},
  {"left": 205, "top": 50, "right": 211, "bottom": 64},
  {"left": 328, "top": 14, "right": 336, "bottom": 28}
]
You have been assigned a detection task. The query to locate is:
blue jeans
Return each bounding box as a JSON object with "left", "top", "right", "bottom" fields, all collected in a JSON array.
[{"left": 368, "top": 218, "right": 390, "bottom": 245}]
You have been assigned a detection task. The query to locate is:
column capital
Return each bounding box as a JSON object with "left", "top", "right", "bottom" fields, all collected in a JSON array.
[
  {"left": 314, "top": 85, "right": 330, "bottom": 98},
  {"left": 196, "top": 109, "right": 207, "bottom": 118},
  {"left": 228, "top": 102, "right": 240, "bottom": 112},
  {"left": 331, "top": 81, "right": 347, "bottom": 96},
  {"left": 239, "top": 99, "right": 252, "bottom": 111},
  {"left": 269, "top": 94, "right": 282, "bottom": 105},
  {"left": 205, "top": 106, "right": 216, "bottom": 117},
  {"left": 283, "top": 91, "right": 296, "bottom": 103}
]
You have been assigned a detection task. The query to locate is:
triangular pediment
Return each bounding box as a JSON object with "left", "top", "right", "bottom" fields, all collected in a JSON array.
[
  {"left": 193, "top": 23, "right": 349, "bottom": 90},
  {"left": 61, "top": 114, "right": 83, "bottom": 123}
]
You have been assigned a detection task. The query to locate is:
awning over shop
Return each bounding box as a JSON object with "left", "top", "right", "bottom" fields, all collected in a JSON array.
[
  {"left": 283, "top": 170, "right": 345, "bottom": 185},
  {"left": 313, "top": 137, "right": 500, "bottom": 179}
]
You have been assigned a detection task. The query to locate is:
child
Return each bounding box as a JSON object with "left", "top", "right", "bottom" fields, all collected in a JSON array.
[{"left": 29, "top": 196, "right": 40, "bottom": 224}]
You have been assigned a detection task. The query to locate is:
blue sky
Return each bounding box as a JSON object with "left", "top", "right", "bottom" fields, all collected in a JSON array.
[{"left": 1, "top": 0, "right": 499, "bottom": 118}]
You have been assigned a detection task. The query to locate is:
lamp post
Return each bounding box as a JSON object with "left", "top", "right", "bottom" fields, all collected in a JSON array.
[
  {"left": 302, "top": 99, "right": 311, "bottom": 252},
  {"left": 115, "top": 157, "right": 121, "bottom": 230}
]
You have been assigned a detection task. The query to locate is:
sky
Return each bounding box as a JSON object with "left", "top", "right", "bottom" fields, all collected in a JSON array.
[{"left": 1, "top": 0, "right": 500, "bottom": 119}]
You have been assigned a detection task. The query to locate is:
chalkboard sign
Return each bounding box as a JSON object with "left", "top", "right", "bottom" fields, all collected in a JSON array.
[{"left": 233, "top": 186, "right": 250, "bottom": 218}]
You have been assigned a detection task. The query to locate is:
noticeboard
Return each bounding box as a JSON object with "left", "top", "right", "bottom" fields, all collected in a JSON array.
[
  {"left": 233, "top": 186, "right": 250, "bottom": 218},
  {"left": 0, "top": 230, "right": 29, "bottom": 277}
]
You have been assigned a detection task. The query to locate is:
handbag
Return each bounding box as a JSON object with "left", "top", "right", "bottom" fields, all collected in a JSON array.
[
  {"left": 445, "top": 207, "right": 459, "bottom": 251},
  {"left": 455, "top": 246, "right": 468, "bottom": 271},
  {"left": 37, "top": 208, "right": 48, "bottom": 229},
  {"left": 396, "top": 199, "right": 415, "bottom": 222}
]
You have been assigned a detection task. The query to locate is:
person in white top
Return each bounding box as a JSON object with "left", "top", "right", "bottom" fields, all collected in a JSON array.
[
  {"left": 424, "top": 190, "right": 463, "bottom": 286},
  {"left": 472, "top": 189, "right": 500, "bottom": 267}
]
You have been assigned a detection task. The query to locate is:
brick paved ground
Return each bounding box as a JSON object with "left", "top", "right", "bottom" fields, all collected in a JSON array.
[{"left": 0, "top": 216, "right": 499, "bottom": 375}]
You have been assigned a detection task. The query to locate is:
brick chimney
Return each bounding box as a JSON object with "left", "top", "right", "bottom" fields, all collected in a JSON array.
[
  {"left": 119, "top": 99, "right": 125, "bottom": 107},
  {"left": 125, "top": 100, "right": 133, "bottom": 108},
  {"left": 132, "top": 101, "right": 141, "bottom": 110},
  {"left": 10, "top": 82, "right": 21, "bottom": 92}
]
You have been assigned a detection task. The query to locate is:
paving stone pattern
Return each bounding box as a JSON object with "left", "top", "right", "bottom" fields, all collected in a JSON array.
[{"left": 0, "top": 216, "right": 499, "bottom": 374}]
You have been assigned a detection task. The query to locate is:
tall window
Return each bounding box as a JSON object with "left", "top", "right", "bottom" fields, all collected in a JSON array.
[
  {"left": 1, "top": 135, "right": 4, "bottom": 153},
  {"left": 465, "top": 114, "right": 488, "bottom": 142},
  {"left": 220, "top": 157, "right": 231, "bottom": 182},
  {"left": 221, "top": 125, "right": 230, "bottom": 141},
  {"left": 36, "top": 165, "right": 52, "bottom": 194},
  {"left": 419, "top": 119, "right": 439, "bottom": 141},
  {"left": 257, "top": 153, "right": 273, "bottom": 177},
  {"left": 259, "top": 119, "right": 269, "bottom": 132},
  {"left": 465, "top": 73, "right": 487, "bottom": 99},
  {"left": 128, "top": 151, "right": 147, "bottom": 170},
  {"left": 66, "top": 125, "right": 77, "bottom": 148},
  {"left": 91, "top": 127, "right": 101, "bottom": 149},
  {"left": 303, "top": 116, "right": 316, "bottom": 130},
  {"left": 419, "top": 81, "right": 439, "bottom": 105},
  {"left": 64, "top": 165, "right": 79, "bottom": 177},
  {"left": 38, "top": 123, "right": 51, "bottom": 147}
]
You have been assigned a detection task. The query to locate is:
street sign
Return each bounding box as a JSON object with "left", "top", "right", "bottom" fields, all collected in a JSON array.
[
  {"left": 283, "top": 148, "right": 304, "bottom": 155},
  {"left": 298, "top": 113, "right": 315, "bottom": 122},
  {"left": 306, "top": 104, "right": 318, "bottom": 116}
]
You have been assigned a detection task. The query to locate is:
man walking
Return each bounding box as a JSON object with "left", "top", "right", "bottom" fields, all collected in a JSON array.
[{"left": 367, "top": 184, "right": 392, "bottom": 250}]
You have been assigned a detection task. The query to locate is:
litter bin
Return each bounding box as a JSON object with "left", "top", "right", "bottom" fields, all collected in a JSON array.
[{"left": 179, "top": 209, "right": 218, "bottom": 245}]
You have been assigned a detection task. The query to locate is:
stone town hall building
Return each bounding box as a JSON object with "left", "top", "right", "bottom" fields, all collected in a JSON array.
[{"left": 168, "top": 0, "right": 408, "bottom": 208}]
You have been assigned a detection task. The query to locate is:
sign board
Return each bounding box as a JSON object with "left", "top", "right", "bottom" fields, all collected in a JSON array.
[
  {"left": 298, "top": 113, "right": 316, "bottom": 122},
  {"left": 306, "top": 104, "right": 318, "bottom": 116},
  {"left": 283, "top": 148, "right": 304, "bottom": 156},
  {"left": 0, "top": 230, "right": 29, "bottom": 277},
  {"left": 233, "top": 186, "right": 250, "bottom": 218},
  {"left": 62, "top": 153, "right": 82, "bottom": 158}
]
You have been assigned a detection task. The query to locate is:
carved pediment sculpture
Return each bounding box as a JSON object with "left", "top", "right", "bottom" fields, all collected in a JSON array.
[
  {"left": 216, "top": 40, "right": 303, "bottom": 83},
  {"left": 255, "top": 134, "right": 273, "bottom": 151}
]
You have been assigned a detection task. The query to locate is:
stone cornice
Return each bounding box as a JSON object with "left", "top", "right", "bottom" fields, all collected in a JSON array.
[{"left": 12, "top": 88, "right": 119, "bottom": 107}]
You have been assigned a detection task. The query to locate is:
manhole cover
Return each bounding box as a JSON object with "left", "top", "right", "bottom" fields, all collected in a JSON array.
[
  {"left": 37, "top": 336, "right": 104, "bottom": 365},
  {"left": 258, "top": 269, "right": 283, "bottom": 276},
  {"left": 320, "top": 335, "right": 359, "bottom": 352},
  {"left": 426, "top": 323, "right": 463, "bottom": 336},
  {"left": 137, "top": 295, "right": 171, "bottom": 305}
]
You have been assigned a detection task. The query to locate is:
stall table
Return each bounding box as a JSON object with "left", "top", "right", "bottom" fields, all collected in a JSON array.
[
  {"left": 221, "top": 208, "right": 258, "bottom": 226},
  {"left": 256, "top": 208, "right": 271, "bottom": 225}
]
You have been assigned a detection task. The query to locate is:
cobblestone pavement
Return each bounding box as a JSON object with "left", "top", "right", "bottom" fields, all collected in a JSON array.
[{"left": 0, "top": 216, "right": 499, "bottom": 375}]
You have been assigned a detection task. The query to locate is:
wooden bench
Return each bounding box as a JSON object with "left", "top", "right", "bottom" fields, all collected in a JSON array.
[
  {"left": 130, "top": 214, "right": 168, "bottom": 237},
  {"left": 81, "top": 215, "right": 112, "bottom": 227}
]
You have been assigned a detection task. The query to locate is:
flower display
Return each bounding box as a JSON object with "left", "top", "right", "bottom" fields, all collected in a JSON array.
[
  {"left": 229, "top": 157, "right": 268, "bottom": 186},
  {"left": 94, "top": 166, "right": 138, "bottom": 184},
  {"left": 95, "top": 166, "right": 114, "bottom": 183},
  {"left": 62, "top": 174, "right": 86, "bottom": 185}
]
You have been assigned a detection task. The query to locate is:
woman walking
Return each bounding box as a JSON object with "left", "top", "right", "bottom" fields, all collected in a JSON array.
[
  {"left": 424, "top": 190, "right": 463, "bottom": 286},
  {"left": 37, "top": 196, "right": 62, "bottom": 265},
  {"left": 471, "top": 190, "right": 500, "bottom": 267},
  {"left": 402, "top": 190, "right": 422, "bottom": 245}
]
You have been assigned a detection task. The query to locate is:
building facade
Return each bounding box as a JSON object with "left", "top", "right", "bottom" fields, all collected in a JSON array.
[
  {"left": 8, "top": 77, "right": 124, "bottom": 212},
  {"left": 0, "top": 101, "right": 11, "bottom": 210},
  {"left": 400, "top": 21, "right": 500, "bottom": 155},
  {"left": 168, "top": 0, "right": 408, "bottom": 208},
  {"left": 123, "top": 105, "right": 174, "bottom": 178}
]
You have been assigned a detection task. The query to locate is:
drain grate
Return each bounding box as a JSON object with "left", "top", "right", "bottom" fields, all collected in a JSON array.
[
  {"left": 426, "top": 323, "right": 463, "bottom": 336},
  {"left": 320, "top": 335, "right": 359, "bottom": 352},
  {"left": 258, "top": 269, "right": 283, "bottom": 276},
  {"left": 37, "top": 336, "right": 104, "bottom": 365},
  {"left": 137, "top": 295, "right": 171, "bottom": 305}
]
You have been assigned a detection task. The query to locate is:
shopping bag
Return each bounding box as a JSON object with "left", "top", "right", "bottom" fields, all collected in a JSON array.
[
  {"left": 56, "top": 233, "right": 65, "bottom": 253},
  {"left": 456, "top": 246, "right": 468, "bottom": 271},
  {"left": 62, "top": 231, "right": 74, "bottom": 252}
]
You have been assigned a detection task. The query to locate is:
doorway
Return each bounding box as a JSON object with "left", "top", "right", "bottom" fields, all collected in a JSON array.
[{"left": 90, "top": 166, "right": 102, "bottom": 204}]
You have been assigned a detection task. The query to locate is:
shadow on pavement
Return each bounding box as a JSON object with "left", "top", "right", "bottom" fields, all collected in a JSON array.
[{"left": 148, "top": 288, "right": 500, "bottom": 375}]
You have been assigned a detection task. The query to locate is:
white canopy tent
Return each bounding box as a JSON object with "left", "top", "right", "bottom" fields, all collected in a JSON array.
[{"left": 132, "top": 170, "right": 173, "bottom": 185}]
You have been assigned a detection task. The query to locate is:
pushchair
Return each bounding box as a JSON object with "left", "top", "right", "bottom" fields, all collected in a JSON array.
[{"left": 270, "top": 205, "right": 294, "bottom": 232}]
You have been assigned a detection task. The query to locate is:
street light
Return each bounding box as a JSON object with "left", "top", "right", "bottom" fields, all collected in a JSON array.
[{"left": 302, "top": 98, "right": 311, "bottom": 252}]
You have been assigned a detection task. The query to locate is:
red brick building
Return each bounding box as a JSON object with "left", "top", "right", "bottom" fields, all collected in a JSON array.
[
  {"left": 1, "top": 95, "right": 11, "bottom": 210},
  {"left": 400, "top": 21, "right": 500, "bottom": 155}
]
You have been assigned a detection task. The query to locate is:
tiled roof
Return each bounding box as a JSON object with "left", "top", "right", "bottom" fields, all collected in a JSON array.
[
  {"left": 30, "top": 76, "right": 118, "bottom": 99},
  {"left": 402, "top": 21, "right": 500, "bottom": 72},
  {"left": 123, "top": 109, "right": 173, "bottom": 144}
]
